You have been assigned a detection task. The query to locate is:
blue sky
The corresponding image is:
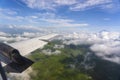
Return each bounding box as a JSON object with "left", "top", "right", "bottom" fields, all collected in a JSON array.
[{"left": 0, "top": 0, "right": 120, "bottom": 32}]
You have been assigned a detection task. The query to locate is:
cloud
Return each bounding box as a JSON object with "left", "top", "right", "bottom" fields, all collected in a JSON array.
[
  {"left": 70, "top": 0, "right": 112, "bottom": 11},
  {"left": 0, "top": 30, "right": 46, "bottom": 43},
  {"left": 61, "top": 30, "right": 120, "bottom": 64},
  {"left": 90, "top": 41, "right": 120, "bottom": 64},
  {"left": 22, "top": 0, "right": 55, "bottom": 10},
  {"left": 0, "top": 8, "right": 88, "bottom": 27},
  {"left": 0, "top": 31, "right": 28, "bottom": 42},
  {"left": 22, "top": 32, "right": 44, "bottom": 37},
  {"left": 0, "top": 8, "right": 24, "bottom": 22},
  {"left": 0, "top": 8, "right": 17, "bottom": 15},
  {"left": 42, "top": 18, "right": 89, "bottom": 27},
  {"left": 54, "top": 0, "right": 77, "bottom": 5},
  {"left": 103, "top": 18, "right": 111, "bottom": 21},
  {"left": 0, "top": 32, "right": 8, "bottom": 36},
  {"left": 100, "top": 2, "right": 120, "bottom": 12},
  {"left": 22, "top": 0, "right": 77, "bottom": 10},
  {"left": 21, "top": 0, "right": 119, "bottom": 11},
  {"left": 0, "top": 24, "right": 50, "bottom": 35}
]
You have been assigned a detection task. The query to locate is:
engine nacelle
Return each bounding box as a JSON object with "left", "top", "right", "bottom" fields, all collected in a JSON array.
[
  {"left": 0, "top": 43, "right": 25, "bottom": 65},
  {"left": 0, "top": 42, "right": 34, "bottom": 73}
]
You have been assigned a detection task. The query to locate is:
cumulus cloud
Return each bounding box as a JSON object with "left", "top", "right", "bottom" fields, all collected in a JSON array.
[
  {"left": 0, "top": 34, "right": 28, "bottom": 43},
  {"left": 0, "top": 32, "right": 44, "bottom": 43},
  {"left": 61, "top": 30, "right": 120, "bottom": 64},
  {"left": 0, "top": 25, "right": 48, "bottom": 43},
  {"left": 90, "top": 41, "right": 120, "bottom": 64},
  {"left": 0, "top": 32, "right": 9, "bottom": 36}
]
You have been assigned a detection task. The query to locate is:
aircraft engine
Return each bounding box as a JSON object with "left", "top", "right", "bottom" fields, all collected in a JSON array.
[{"left": 0, "top": 43, "right": 25, "bottom": 65}]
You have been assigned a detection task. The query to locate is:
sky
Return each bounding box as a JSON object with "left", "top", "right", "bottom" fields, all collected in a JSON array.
[{"left": 0, "top": 0, "right": 120, "bottom": 32}]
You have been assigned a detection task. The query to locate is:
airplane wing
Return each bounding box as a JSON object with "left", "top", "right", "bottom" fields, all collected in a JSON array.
[
  {"left": 8, "top": 34, "right": 58, "bottom": 56},
  {"left": 1, "top": 34, "right": 58, "bottom": 73}
]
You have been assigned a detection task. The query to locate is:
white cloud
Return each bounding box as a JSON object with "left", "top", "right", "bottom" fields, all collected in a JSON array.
[
  {"left": 90, "top": 41, "right": 120, "bottom": 64},
  {"left": 0, "top": 32, "right": 8, "bottom": 36},
  {"left": 22, "top": 0, "right": 77, "bottom": 10},
  {"left": 100, "top": 2, "right": 120, "bottom": 12},
  {"left": 22, "top": 0, "right": 56, "bottom": 10},
  {"left": 0, "top": 36, "right": 29, "bottom": 43},
  {"left": 0, "top": 7, "right": 88, "bottom": 27},
  {"left": 0, "top": 9, "right": 24, "bottom": 22},
  {"left": 42, "top": 18, "right": 89, "bottom": 27},
  {"left": 21, "top": 0, "right": 119, "bottom": 11},
  {"left": 0, "top": 31, "right": 46, "bottom": 43},
  {"left": 61, "top": 30, "right": 120, "bottom": 64},
  {"left": 22, "top": 32, "right": 44, "bottom": 38},
  {"left": 0, "top": 8, "right": 17, "bottom": 15},
  {"left": 70, "top": 0, "right": 112, "bottom": 11},
  {"left": 54, "top": 0, "right": 77, "bottom": 5}
]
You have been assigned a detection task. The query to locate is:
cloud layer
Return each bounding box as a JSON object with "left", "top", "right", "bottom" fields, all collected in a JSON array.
[
  {"left": 0, "top": 25, "right": 49, "bottom": 43},
  {"left": 60, "top": 30, "right": 120, "bottom": 64}
]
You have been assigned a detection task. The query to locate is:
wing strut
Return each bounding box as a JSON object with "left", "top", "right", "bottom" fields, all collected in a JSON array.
[{"left": 0, "top": 61, "right": 7, "bottom": 80}]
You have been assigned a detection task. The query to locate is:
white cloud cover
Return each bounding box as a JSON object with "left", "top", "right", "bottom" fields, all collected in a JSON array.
[
  {"left": 0, "top": 31, "right": 26, "bottom": 43},
  {"left": 21, "top": 0, "right": 118, "bottom": 11},
  {"left": 0, "top": 31, "right": 46, "bottom": 43},
  {"left": 60, "top": 30, "right": 120, "bottom": 64},
  {"left": 0, "top": 25, "right": 50, "bottom": 43}
]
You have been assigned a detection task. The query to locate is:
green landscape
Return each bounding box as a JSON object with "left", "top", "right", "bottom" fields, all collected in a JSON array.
[
  {"left": 29, "top": 40, "right": 93, "bottom": 80},
  {"left": 28, "top": 40, "right": 120, "bottom": 80}
]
